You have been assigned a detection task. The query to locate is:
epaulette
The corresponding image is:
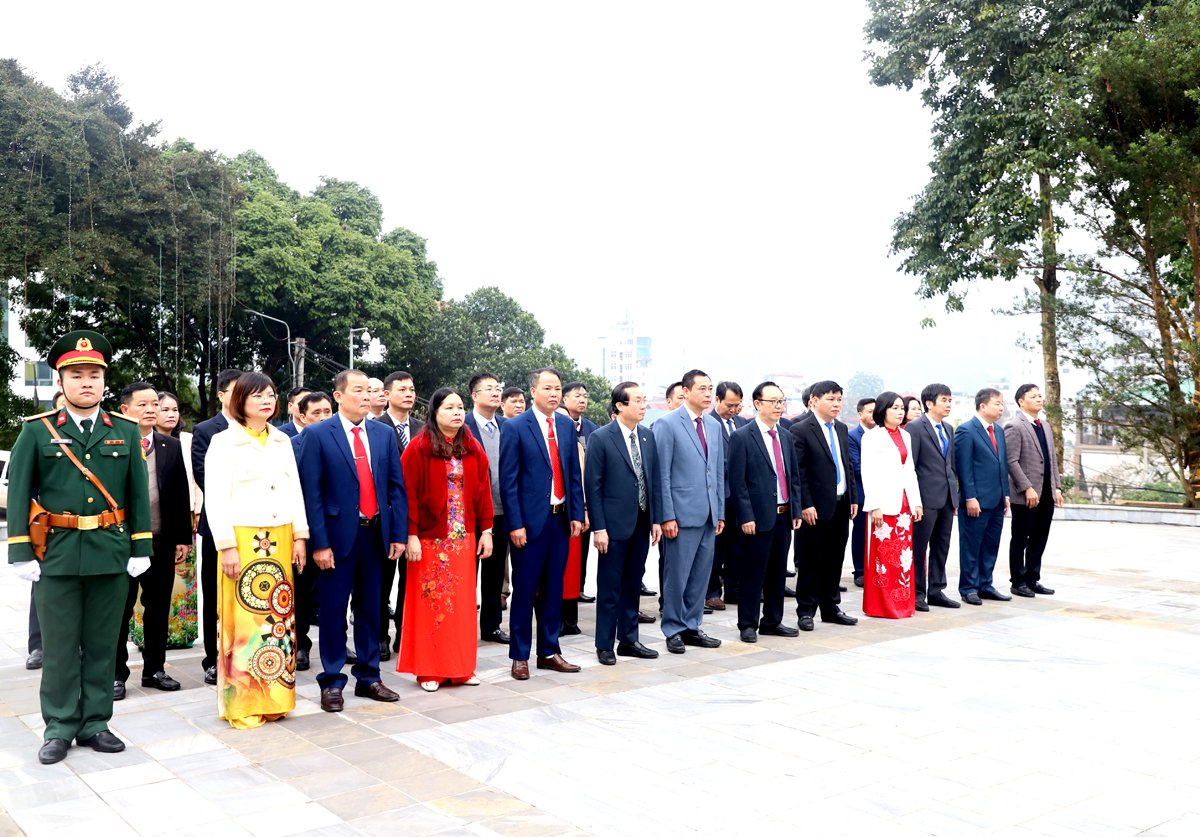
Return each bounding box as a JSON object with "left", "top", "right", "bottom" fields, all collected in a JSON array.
[
  {"left": 111, "top": 411, "right": 139, "bottom": 423},
  {"left": 23, "top": 409, "right": 57, "bottom": 422}
]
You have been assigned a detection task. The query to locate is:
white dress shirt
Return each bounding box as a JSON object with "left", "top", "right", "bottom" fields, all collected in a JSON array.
[
  {"left": 755, "top": 417, "right": 786, "bottom": 503},
  {"left": 532, "top": 406, "right": 565, "bottom": 504},
  {"left": 338, "top": 411, "right": 372, "bottom": 468}
]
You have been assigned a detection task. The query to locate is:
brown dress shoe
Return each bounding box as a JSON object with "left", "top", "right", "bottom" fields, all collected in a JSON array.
[
  {"left": 536, "top": 653, "right": 581, "bottom": 673},
  {"left": 511, "top": 660, "right": 530, "bottom": 680},
  {"left": 705, "top": 597, "right": 726, "bottom": 611},
  {"left": 637, "top": 610, "right": 656, "bottom": 624},
  {"left": 320, "top": 687, "right": 344, "bottom": 712},
  {"left": 353, "top": 681, "right": 399, "bottom": 702}
]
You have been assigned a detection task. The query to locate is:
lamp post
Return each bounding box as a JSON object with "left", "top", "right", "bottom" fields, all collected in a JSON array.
[
  {"left": 349, "top": 327, "right": 371, "bottom": 369},
  {"left": 241, "top": 305, "right": 296, "bottom": 387}
]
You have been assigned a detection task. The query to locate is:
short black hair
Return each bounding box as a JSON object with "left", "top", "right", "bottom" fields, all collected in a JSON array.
[
  {"left": 681, "top": 369, "right": 709, "bottom": 390},
  {"left": 716, "top": 381, "right": 743, "bottom": 400},
  {"left": 809, "top": 380, "right": 843, "bottom": 401},
  {"left": 334, "top": 369, "right": 367, "bottom": 393},
  {"left": 384, "top": 370, "right": 414, "bottom": 390},
  {"left": 287, "top": 385, "right": 313, "bottom": 402},
  {"left": 609, "top": 381, "right": 641, "bottom": 417},
  {"left": 299, "top": 391, "right": 332, "bottom": 414},
  {"left": 975, "top": 387, "right": 1003, "bottom": 410},
  {"left": 120, "top": 381, "right": 156, "bottom": 405},
  {"left": 665, "top": 382, "right": 683, "bottom": 401},
  {"left": 872, "top": 391, "right": 903, "bottom": 427},
  {"left": 920, "top": 383, "right": 952, "bottom": 411},
  {"left": 1015, "top": 383, "right": 1040, "bottom": 405},
  {"left": 468, "top": 372, "right": 499, "bottom": 394},
  {"left": 216, "top": 369, "right": 243, "bottom": 394},
  {"left": 563, "top": 381, "right": 587, "bottom": 396},
  {"left": 528, "top": 367, "right": 562, "bottom": 389},
  {"left": 801, "top": 386, "right": 813, "bottom": 406},
  {"left": 751, "top": 381, "right": 779, "bottom": 402},
  {"left": 502, "top": 386, "right": 524, "bottom": 401},
  {"left": 856, "top": 397, "right": 876, "bottom": 414}
]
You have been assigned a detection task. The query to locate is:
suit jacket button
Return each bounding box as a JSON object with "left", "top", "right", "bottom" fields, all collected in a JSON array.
[
  {"left": 88, "top": 497, "right": 94, "bottom": 504},
  {"left": 85, "top": 453, "right": 92, "bottom": 460},
  {"left": 56, "top": 452, "right": 62, "bottom": 457}
]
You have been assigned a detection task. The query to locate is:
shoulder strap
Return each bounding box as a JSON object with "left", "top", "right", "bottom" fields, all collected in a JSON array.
[{"left": 40, "top": 417, "right": 121, "bottom": 513}]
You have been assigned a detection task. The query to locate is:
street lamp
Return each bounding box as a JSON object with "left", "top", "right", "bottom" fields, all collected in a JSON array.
[{"left": 349, "top": 327, "right": 371, "bottom": 368}]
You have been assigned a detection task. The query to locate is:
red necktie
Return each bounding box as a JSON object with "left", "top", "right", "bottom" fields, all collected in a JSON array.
[
  {"left": 141, "top": 437, "right": 151, "bottom": 454},
  {"left": 1034, "top": 418, "right": 1042, "bottom": 428},
  {"left": 768, "top": 428, "right": 789, "bottom": 504},
  {"left": 351, "top": 426, "right": 379, "bottom": 517},
  {"left": 987, "top": 424, "right": 998, "bottom": 453},
  {"left": 547, "top": 416, "right": 566, "bottom": 500},
  {"left": 695, "top": 416, "right": 708, "bottom": 457}
]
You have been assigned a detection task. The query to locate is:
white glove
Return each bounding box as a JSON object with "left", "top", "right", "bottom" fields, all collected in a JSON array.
[
  {"left": 127, "top": 557, "right": 151, "bottom": 577},
  {"left": 13, "top": 561, "right": 41, "bottom": 583}
]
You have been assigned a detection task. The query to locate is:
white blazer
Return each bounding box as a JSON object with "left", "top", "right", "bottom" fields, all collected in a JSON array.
[
  {"left": 860, "top": 426, "right": 923, "bottom": 515},
  {"left": 203, "top": 421, "right": 310, "bottom": 551},
  {"left": 178, "top": 430, "right": 204, "bottom": 516}
]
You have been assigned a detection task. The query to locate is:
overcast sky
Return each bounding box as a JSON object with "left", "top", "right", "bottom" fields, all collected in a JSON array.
[{"left": 5, "top": 1, "right": 1067, "bottom": 398}]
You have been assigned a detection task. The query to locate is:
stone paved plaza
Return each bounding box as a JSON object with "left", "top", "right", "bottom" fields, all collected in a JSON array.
[{"left": 1, "top": 518, "right": 1199, "bottom": 836}]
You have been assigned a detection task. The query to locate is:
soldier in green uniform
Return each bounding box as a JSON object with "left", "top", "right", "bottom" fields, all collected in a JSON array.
[{"left": 7, "top": 330, "right": 153, "bottom": 765}]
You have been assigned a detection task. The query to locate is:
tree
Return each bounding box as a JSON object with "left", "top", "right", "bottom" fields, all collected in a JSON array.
[
  {"left": 865, "top": 0, "right": 1150, "bottom": 472},
  {"left": 844, "top": 371, "right": 885, "bottom": 413}
]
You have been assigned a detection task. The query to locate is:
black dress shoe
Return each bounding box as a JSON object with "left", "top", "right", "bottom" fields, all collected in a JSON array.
[
  {"left": 113, "top": 681, "right": 126, "bottom": 701},
  {"left": 640, "top": 584, "right": 656, "bottom": 597},
  {"left": 320, "top": 687, "right": 344, "bottom": 712},
  {"left": 854, "top": 574, "right": 864, "bottom": 588},
  {"left": 798, "top": 616, "right": 815, "bottom": 631},
  {"left": 141, "top": 671, "right": 181, "bottom": 691},
  {"left": 38, "top": 739, "right": 69, "bottom": 764},
  {"left": 77, "top": 731, "right": 125, "bottom": 753},
  {"left": 785, "top": 569, "right": 796, "bottom": 578},
  {"left": 703, "top": 606, "right": 714, "bottom": 614},
  {"left": 559, "top": 623, "right": 582, "bottom": 636},
  {"left": 637, "top": 611, "right": 656, "bottom": 624},
  {"left": 296, "top": 649, "right": 310, "bottom": 671},
  {"left": 578, "top": 593, "right": 596, "bottom": 604},
  {"left": 838, "top": 585, "right": 848, "bottom": 593},
  {"left": 597, "top": 649, "right": 617, "bottom": 665},
  {"left": 483, "top": 628, "right": 511, "bottom": 643},
  {"left": 1030, "top": 582, "right": 1055, "bottom": 595},
  {"left": 740, "top": 627, "right": 757, "bottom": 643},
  {"left": 980, "top": 588, "right": 1012, "bottom": 602},
  {"left": 928, "top": 592, "right": 961, "bottom": 608},
  {"left": 354, "top": 681, "right": 400, "bottom": 702},
  {"left": 26, "top": 649, "right": 43, "bottom": 670},
  {"left": 1011, "top": 584, "right": 1036, "bottom": 598},
  {"left": 759, "top": 624, "right": 800, "bottom": 637},
  {"left": 380, "top": 646, "right": 391, "bottom": 662},
  {"left": 915, "top": 598, "right": 930, "bottom": 612},
  {"left": 617, "top": 641, "right": 658, "bottom": 659},
  {"left": 681, "top": 629, "right": 721, "bottom": 648},
  {"left": 783, "top": 586, "right": 796, "bottom": 598},
  {"left": 666, "top": 634, "right": 686, "bottom": 654},
  {"left": 204, "top": 665, "right": 217, "bottom": 685},
  {"left": 962, "top": 592, "right": 983, "bottom": 606},
  {"left": 823, "top": 610, "right": 858, "bottom": 626}
]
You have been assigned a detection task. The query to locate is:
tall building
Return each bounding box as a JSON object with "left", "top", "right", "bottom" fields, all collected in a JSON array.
[
  {"left": 600, "top": 318, "right": 649, "bottom": 386},
  {"left": 4, "top": 300, "right": 52, "bottom": 407}
]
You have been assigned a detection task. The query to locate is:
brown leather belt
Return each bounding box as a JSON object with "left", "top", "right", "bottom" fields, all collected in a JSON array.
[
  {"left": 776, "top": 504, "right": 789, "bottom": 515},
  {"left": 48, "top": 509, "right": 126, "bottom": 531}
]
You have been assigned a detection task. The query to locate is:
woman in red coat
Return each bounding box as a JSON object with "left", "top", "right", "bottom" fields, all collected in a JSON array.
[{"left": 397, "top": 388, "right": 494, "bottom": 691}]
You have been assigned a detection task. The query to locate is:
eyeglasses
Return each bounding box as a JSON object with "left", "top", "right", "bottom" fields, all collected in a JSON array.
[
  {"left": 757, "top": 399, "right": 787, "bottom": 407},
  {"left": 473, "top": 386, "right": 502, "bottom": 394}
]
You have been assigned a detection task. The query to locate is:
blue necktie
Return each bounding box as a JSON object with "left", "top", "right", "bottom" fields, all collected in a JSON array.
[
  {"left": 825, "top": 422, "right": 842, "bottom": 489},
  {"left": 936, "top": 423, "right": 948, "bottom": 457}
]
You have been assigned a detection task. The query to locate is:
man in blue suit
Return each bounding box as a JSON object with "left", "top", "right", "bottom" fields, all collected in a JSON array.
[
  {"left": 728, "top": 382, "right": 804, "bottom": 643},
  {"left": 465, "top": 371, "right": 510, "bottom": 645},
  {"left": 298, "top": 369, "right": 407, "bottom": 711},
  {"left": 953, "top": 387, "right": 1012, "bottom": 606},
  {"left": 585, "top": 382, "right": 663, "bottom": 665},
  {"left": 847, "top": 397, "right": 876, "bottom": 588},
  {"left": 499, "top": 367, "right": 585, "bottom": 680},
  {"left": 654, "top": 369, "right": 725, "bottom": 654}
]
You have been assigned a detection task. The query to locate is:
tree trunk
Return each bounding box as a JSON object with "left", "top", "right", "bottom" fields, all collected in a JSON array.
[{"left": 1036, "top": 173, "right": 1065, "bottom": 475}]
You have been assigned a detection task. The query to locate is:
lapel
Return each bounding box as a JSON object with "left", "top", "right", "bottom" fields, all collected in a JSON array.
[
  {"left": 525, "top": 412, "right": 552, "bottom": 469},
  {"left": 367, "top": 422, "right": 387, "bottom": 483},
  {"left": 85, "top": 410, "right": 115, "bottom": 452},
  {"left": 807, "top": 415, "right": 834, "bottom": 464},
  {"left": 333, "top": 417, "right": 358, "bottom": 475},
  {"left": 750, "top": 424, "right": 774, "bottom": 472},
  {"left": 611, "top": 422, "right": 636, "bottom": 475},
  {"left": 975, "top": 417, "right": 999, "bottom": 459},
  {"left": 922, "top": 417, "right": 946, "bottom": 459},
  {"left": 55, "top": 409, "right": 87, "bottom": 447},
  {"left": 679, "top": 408, "right": 706, "bottom": 460}
]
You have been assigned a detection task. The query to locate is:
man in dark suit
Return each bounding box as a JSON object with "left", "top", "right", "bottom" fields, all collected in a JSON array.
[
  {"left": 788, "top": 380, "right": 858, "bottom": 631},
  {"left": 191, "top": 368, "right": 243, "bottom": 685},
  {"left": 372, "top": 370, "right": 423, "bottom": 658},
  {"left": 728, "top": 382, "right": 803, "bottom": 642},
  {"left": 499, "top": 367, "right": 585, "bottom": 680},
  {"left": 1005, "top": 384, "right": 1062, "bottom": 598},
  {"left": 707, "top": 381, "right": 748, "bottom": 610},
  {"left": 277, "top": 386, "right": 311, "bottom": 437},
  {"left": 560, "top": 381, "right": 598, "bottom": 613},
  {"left": 954, "top": 387, "right": 1011, "bottom": 606},
  {"left": 113, "top": 383, "right": 193, "bottom": 698},
  {"left": 291, "top": 390, "right": 333, "bottom": 671},
  {"left": 846, "top": 397, "right": 876, "bottom": 588},
  {"left": 465, "top": 372, "right": 511, "bottom": 645},
  {"left": 585, "top": 382, "right": 663, "bottom": 665},
  {"left": 909, "top": 383, "right": 962, "bottom": 610},
  {"left": 298, "top": 369, "right": 407, "bottom": 711}
]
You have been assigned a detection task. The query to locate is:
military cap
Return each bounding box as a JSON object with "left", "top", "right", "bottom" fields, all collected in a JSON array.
[{"left": 49, "top": 330, "right": 111, "bottom": 370}]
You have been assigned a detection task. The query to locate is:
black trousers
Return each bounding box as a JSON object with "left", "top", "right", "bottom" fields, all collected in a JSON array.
[
  {"left": 708, "top": 500, "right": 736, "bottom": 599},
  {"left": 295, "top": 541, "right": 319, "bottom": 652},
  {"left": 380, "top": 555, "right": 408, "bottom": 648},
  {"left": 595, "top": 510, "right": 651, "bottom": 650},
  {"left": 479, "top": 514, "right": 509, "bottom": 636},
  {"left": 200, "top": 527, "right": 218, "bottom": 671},
  {"left": 116, "top": 534, "right": 177, "bottom": 681},
  {"left": 794, "top": 495, "right": 851, "bottom": 620},
  {"left": 737, "top": 512, "right": 791, "bottom": 631},
  {"left": 28, "top": 589, "right": 42, "bottom": 654},
  {"left": 912, "top": 498, "right": 955, "bottom": 598},
  {"left": 1009, "top": 493, "right": 1054, "bottom": 587}
]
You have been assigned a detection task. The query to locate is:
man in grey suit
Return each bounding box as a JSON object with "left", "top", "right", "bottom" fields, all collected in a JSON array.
[
  {"left": 654, "top": 369, "right": 725, "bottom": 654},
  {"left": 1005, "top": 384, "right": 1062, "bottom": 598},
  {"left": 909, "top": 383, "right": 962, "bottom": 611}
]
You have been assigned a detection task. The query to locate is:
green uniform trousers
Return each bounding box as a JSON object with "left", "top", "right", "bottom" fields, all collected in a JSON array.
[{"left": 33, "top": 572, "right": 127, "bottom": 742}]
